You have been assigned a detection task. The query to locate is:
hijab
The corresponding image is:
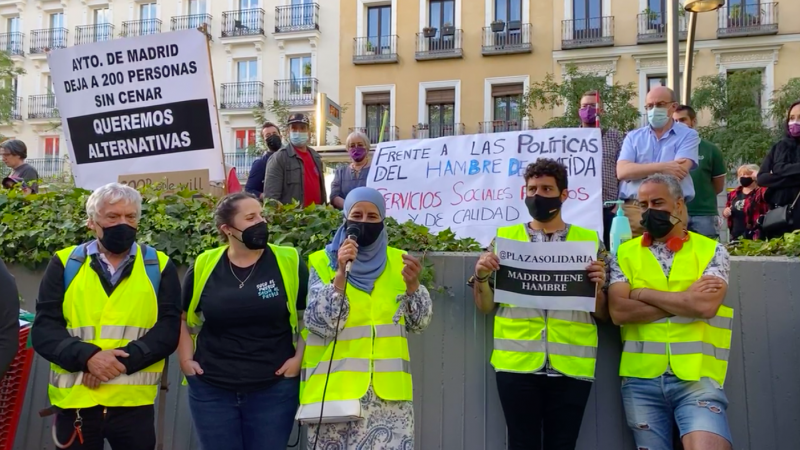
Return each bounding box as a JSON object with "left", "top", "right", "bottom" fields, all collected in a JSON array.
[{"left": 325, "top": 187, "right": 388, "bottom": 294}]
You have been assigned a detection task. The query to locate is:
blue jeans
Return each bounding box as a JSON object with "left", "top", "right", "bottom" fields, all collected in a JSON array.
[
  {"left": 621, "top": 375, "right": 732, "bottom": 450},
  {"left": 187, "top": 375, "right": 300, "bottom": 450},
  {"left": 688, "top": 215, "right": 718, "bottom": 239}
]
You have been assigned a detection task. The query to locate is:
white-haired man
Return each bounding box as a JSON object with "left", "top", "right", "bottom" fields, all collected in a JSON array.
[
  {"left": 608, "top": 174, "right": 733, "bottom": 450},
  {"left": 32, "top": 182, "right": 181, "bottom": 450}
]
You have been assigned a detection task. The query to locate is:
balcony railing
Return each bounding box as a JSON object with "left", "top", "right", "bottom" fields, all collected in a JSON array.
[
  {"left": 0, "top": 32, "right": 25, "bottom": 56},
  {"left": 637, "top": 12, "right": 687, "bottom": 43},
  {"left": 221, "top": 8, "right": 265, "bottom": 38},
  {"left": 349, "top": 126, "right": 399, "bottom": 144},
  {"left": 10, "top": 96, "right": 21, "bottom": 121},
  {"left": 412, "top": 123, "right": 465, "bottom": 139},
  {"left": 30, "top": 28, "right": 68, "bottom": 54},
  {"left": 75, "top": 24, "right": 115, "bottom": 45},
  {"left": 718, "top": 2, "right": 778, "bottom": 38},
  {"left": 415, "top": 29, "right": 463, "bottom": 60},
  {"left": 353, "top": 35, "right": 398, "bottom": 64},
  {"left": 481, "top": 22, "right": 532, "bottom": 55},
  {"left": 220, "top": 81, "right": 264, "bottom": 110},
  {"left": 479, "top": 120, "right": 531, "bottom": 134},
  {"left": 171, "top": 14, "right": 213, "bottom": 38},
  {"left": 275, "top": 3, "right": 319, "bottom": 33},
  {"left": 274, "top": 78, "right": 318, "bottom": 106},
  {"left": 561, "top": 16, "right": 614, "bottom": 49},
  {"left": 27, "top": 94, "right": 58, "bottom": 119},
  {"left": 122, "top": 19, "right": 162, "bottom": 37}
]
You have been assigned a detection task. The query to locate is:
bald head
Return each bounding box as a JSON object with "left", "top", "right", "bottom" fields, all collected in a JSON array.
[{"left": 646, "top": 86, "right": 677, "bottom": 104}]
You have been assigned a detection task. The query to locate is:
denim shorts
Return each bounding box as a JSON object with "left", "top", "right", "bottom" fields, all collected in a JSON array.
[{"left": 621, "top": 374, "right": 731, "bottom": 450}]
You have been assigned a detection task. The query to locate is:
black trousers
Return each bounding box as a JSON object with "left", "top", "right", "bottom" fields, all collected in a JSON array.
[
  {"left": 496, "top": 372, "right": 592, "bottom": 450},
  {"left": 54, "top": 405, "right": 155, "bottom": 450},
  {"left": 602, "top": 206, "right": 615, "bottom": 250}
]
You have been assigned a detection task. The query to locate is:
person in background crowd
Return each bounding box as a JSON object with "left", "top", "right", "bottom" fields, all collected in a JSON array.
[
  {"left": 245, "top": 122, "right": 283, "bottom": 198},
  {"left": 179, "top": 192, "right": 308, "bottom": 450},
  {"left": 470, "top": 159, "right": 608, "bottom": 450},
  {"left": 0, "top": 140, "right": 39, "bottom": 194},
  {"left": 725, "top": 164, "right": 768, "bottom": 241},
  {"left": 0, "top": 258, "right": 19, "bottom": 379},
  {"left": 32, "top": 183, "right": 181, "bottom": 450},
  {"left": 225, "top": 164, "right": 242, "bottom": 194},
  {"left": 609, "top": 174, "right": 733, "bottom": 450},
  {"left": 263, "top": 113, "right": 327, "bottom": 207},
  {"left": 579, "top": 90, "right": 625, "bottom": 248},
  {"left": 673, "top": 105, "right": 726, "bottom": 239},
  {"left": 330, "top": 130, "right": 371, "bottom": 210},
  {"left": 617, "top": 87, "right": 699, "bottom": 237},
  {"left": 758, "top": 100, "right": 800, "bottom": 235},
  {"left": 301, "top": 187, "right": 432, "bottom": 449}
]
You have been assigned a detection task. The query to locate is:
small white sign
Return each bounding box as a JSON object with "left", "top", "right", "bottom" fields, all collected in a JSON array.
[
  {"left": 494, "top": 237, "right": 597, "bottom": 312},
  {"left": 48, "top": 29, "right": 224, "bottom": 190}
]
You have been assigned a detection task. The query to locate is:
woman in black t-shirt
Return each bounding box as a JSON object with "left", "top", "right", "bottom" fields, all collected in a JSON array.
[{"left": 177, "top": 193, "right": 308, "bottom": 450}]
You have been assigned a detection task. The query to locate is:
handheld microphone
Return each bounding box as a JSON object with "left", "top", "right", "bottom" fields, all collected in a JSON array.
[{"left": 344, "top": 225, "right": 360, "bottom": 274}]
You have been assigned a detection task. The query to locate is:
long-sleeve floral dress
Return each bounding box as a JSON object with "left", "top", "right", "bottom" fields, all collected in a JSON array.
[{"left": 303, "top": 267, "right": 433, "bottom": 450}]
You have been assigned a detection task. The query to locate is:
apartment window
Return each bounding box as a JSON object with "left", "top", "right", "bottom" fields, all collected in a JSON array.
[
  {"left": 573, "top": 0, "right": 602, "bottom": 35},
  {"left": 495, "top": 0, "right": 522, "bottom": 22},
  {"left": 426, "top": 89, "right": 455, "bottom": 138},
  {"left": 289, "top": 56, "right": 312, "bottom": 95},
  {"left": 237, "top": 59, "right": 258, "bottom": 82},
  {"left": 50, "top": 12, "right": 64, "bottom": 29},
  {"left": 140, "top": 3, "right": 158, "bottom": 34},
  {"left": 46, "top": 75, "right": 54, "bottom": 95},
  {"left": 44, "top": 136, "right": 60, "bottom": 158},
  {"left": 647, "top": 75, "right": 667, "bottom": 93},
  {"left": 291, "top": 0, "right": 314, "bottom": 27},
  {"left": 492, "top": 83, "right": 522, "bottom": 123},
  {"left": 7, "top": 17, "right": 19, "bottom": 33},
  {"left": 234, "top": 129, "right": 256, "bottom": 153},
  {"left": 188, "top": 0, "right": 207, "bottom": 15},
  {"left": 367, "top": 5, "right": 391, "bottom": 51},
  {"left": 240, "top": 0, "right": 259, "bottom": 9},
  {"left": 430, "top": 0, "right": 455, "bottom": 30},
  {"left": 727, "top": 69, "right": 763, "bottom": 109},
  {"left": 726, "top": 0, "right": 761, "bottom": 21},
  {"left": 364, "top": 92, "right": 391, "bottom": 143},
  {"left": 94, "top": 8, "right": 110, "bottom": 24}
]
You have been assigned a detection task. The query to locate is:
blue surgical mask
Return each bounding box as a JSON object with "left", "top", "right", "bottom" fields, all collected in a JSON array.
[
  {"left": 289, "top": 131, "right": 309, "bottom": 147},
  {"left": 647, "top": 107, "right": 671, "bottom": 129}
]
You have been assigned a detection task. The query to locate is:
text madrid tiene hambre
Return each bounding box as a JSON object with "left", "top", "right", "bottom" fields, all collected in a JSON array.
[{"left": 65, "top": 45, "right": 199, "bottom": 160}]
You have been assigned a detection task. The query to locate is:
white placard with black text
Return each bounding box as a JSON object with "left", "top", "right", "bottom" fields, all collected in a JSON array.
[
  {"left": 494, "top": 237, "right": 597, "bottom": 311},
  {"left": 47, "top": 29, "right": 224, "bottom": 190}
]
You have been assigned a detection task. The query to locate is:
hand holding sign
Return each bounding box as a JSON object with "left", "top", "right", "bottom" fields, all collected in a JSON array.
[
  {"left": 475, "top": 252, "right": 500, "bottom": 279},
  {"left": 586, "top": 260, "right": 606, "bottom": 284},
  {"left": 401, "top": 254, "right": 422, "bottom": 295}
]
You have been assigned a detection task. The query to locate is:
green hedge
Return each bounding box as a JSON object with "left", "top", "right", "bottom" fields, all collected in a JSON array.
[
  {"left": 0, "top": 185, "right": 481, "bottom": 270},
  {"left": 728, "top": 231, "right": 800, "bottom": 257}
]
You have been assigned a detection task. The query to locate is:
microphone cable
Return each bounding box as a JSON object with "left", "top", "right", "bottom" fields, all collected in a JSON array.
[{"left": 311, "top": 231, "right": 358, "bottom": 450}]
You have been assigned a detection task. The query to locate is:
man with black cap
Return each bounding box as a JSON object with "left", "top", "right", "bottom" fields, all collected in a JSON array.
[
  {"left": 244, "top": 121, "right": 283, "bottom": 198},
  {"left": 263, "top": 113, "right": 327, "bottom": 206}
]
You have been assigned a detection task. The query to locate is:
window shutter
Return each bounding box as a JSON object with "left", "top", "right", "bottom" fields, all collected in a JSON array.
[
  {"left": 426, "top": 88, "right": 455, "bottom": 104},
  {"left": 491, "top": 83, "right": 523, "bottom": 97},
  {"left": 363, "top": 92, "right": 390, "bottom": 105}
]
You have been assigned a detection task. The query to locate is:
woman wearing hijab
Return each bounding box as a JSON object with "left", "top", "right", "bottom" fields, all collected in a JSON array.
[
  {"left": 758, "top": 100, "right": 800, "bottom": 236},
  {"left": 329, "top": 131, "right": 371, "bottom": 210},
  {"left": 178, "top": 192, "right": 308, "bottom": 450},
  {"left": 300, "top": 187, "right": 433, "bottom": 449}
]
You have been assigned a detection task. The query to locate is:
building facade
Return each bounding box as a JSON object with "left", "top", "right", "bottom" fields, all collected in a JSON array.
[
  {"left": 338, "top": 0, "right": 800, "bottom": 143},
  {"left": 0, "top": 0, "right": 339, "bottom": 170}
]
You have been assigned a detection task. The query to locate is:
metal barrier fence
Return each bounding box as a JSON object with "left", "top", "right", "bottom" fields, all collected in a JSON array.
[{"left": 7, "top": 256, "right": 800, "bottom": 449}]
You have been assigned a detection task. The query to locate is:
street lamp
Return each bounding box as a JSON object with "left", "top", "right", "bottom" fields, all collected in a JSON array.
[{"left": 669, "top": 0, "right": 725, "bottom": 105}]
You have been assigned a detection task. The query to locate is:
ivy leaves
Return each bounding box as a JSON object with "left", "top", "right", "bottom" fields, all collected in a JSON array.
[{"left": 0, "top": 186, "right": 481, "bottom": 270}]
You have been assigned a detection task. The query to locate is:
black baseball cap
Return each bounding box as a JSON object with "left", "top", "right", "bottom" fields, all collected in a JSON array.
[{"left": 287, "top": 113, "right": 310, "bottom": 125}]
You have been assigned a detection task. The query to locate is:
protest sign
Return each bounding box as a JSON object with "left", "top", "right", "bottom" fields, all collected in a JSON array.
[
  {"left": 494, "top": 237, "right": 597, "bottom": 311},
  {"left": 118, "top": 169, "right": 210, "bottom": 194},
  {"left": 366, "top": 128, "right": 602, "bottom": 246},
  {"left": 48, "top": 29, "right": 224, "bottom": 190}
]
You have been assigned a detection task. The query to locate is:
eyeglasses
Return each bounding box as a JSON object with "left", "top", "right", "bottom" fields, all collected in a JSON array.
[{"left": 644, "top": 101, "right": 676, "bottom": 111}]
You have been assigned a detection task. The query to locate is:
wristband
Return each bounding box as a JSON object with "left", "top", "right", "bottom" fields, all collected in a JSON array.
[{"left": 474, "top": 273, "right": 491, "bottom": 283}]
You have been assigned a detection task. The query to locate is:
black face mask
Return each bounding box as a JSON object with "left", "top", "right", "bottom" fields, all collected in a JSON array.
[
  {"left": 100, "top": 224, "right": 137, "bottom": 255},
  {"left": 640, "top": 209, "right": 679, "bottom": 239},
  {"left": 266, "top": 135, "right": 282, "bottom": 152},
  {"left": 740, "top": 177, "right": 754, "bottom": 187},
  {"left": 525, "top": 195, "right": 563, "bottom": 223},
  {"left": 345, "top": 220, "right": 385, "bottom": 247},
  {"left": 232, "top": 222, "right": 269, "bottom": 250}
]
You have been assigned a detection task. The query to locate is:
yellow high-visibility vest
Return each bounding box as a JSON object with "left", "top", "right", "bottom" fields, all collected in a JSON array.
[
  {"left": 186, "top": 244, "right": 300, "bottom": 340},
  {"left": 300, "top": 247, "right": 412, "bottom": 407},
  {"left": 616, "top": 232, "right": 734, "bottom": 386},
  {"left": 48, "top": 245, "right": 169, "bottom": 409},
  {"left": 491, "top": 223, "right": 600, "bottom": 379}
]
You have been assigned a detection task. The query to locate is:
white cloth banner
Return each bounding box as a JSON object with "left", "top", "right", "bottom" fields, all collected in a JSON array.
[
  {"left": 366, "top": 128, "right": 603, "bottom": 246},
  {"left": 48, "top": 29, "right": 224, "bottom": 190},
  {"left": 494, "top": 238, "right": 597, "bottom": 311}
]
